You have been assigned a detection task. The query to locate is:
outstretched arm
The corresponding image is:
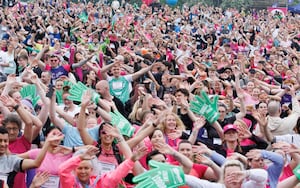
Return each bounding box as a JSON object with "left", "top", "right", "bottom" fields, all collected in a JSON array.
[
  {"left": 21, "top": 131, "right": 64, "bottom": 170},
  {"left": 132, "top": 63, "right": 154, "bottom": 81},
  {"left": 49, "top": 92, "right": 65, "bottom": 130},
  {"left": 77, "top": 91, "right": 95, "bottom": 145},
  {"left": 156, "top": 142, "right": 193, "bottom": 174}
]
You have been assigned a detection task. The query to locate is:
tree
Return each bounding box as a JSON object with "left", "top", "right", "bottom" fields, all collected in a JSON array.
[{"left": 220, "top": 0, "right": 252, "bottom": 10}]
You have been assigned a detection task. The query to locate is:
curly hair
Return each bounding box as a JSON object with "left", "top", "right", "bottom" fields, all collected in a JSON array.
[{"left": 158, "top": 112, "right": 185, "bottom": 133}]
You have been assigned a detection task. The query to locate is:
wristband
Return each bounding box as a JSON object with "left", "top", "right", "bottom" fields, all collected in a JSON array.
[
  {"left": 293, "top": 164, "right": 300, "bottom": 180},
  {"left": 13, "top": 104, "right": 20, "bottom": 111}
]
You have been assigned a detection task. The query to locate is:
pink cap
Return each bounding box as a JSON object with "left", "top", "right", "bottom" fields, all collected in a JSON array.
[{"left": 223, "top": 124, "right": 238, "bottom": 133}]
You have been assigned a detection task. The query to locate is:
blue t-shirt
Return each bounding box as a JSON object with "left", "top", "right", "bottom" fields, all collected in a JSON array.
[{"left": 62, "top": 125, "right": 99, "bottom": 147}]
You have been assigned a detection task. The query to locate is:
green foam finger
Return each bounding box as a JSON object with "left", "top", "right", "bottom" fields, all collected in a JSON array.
[
  {"left": 194, "top": 95, "right": 205, "bottom": 104},
  {"left": 201, "top": 90, "right": 211, "bottom": 105}
]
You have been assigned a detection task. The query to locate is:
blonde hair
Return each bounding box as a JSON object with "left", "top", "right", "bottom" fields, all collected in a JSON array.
[
  {"left": 128, "top": 98, "right": 143, "bottom": 122},
  {"left": 158, "top": 112, "right": 185, "bottom": 133},
  {"left": 220, "top": 159, "right": 245, "bottom": 184}
]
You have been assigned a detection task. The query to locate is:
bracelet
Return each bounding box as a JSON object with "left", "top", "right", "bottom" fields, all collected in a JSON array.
[{"left": 13, "top": 104, "right": 20, "bottom": 111}]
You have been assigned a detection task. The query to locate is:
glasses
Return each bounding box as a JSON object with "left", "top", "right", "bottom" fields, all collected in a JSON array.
[
  {"left": 50, "top": 60, "right": 58, "bottom": 62},
  {"left": 6, "top": 127, "right": 19, "bottom": 132}
]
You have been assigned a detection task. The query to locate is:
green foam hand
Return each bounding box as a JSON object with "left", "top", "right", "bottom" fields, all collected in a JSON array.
[
  {"left": 56, "top": 90, "right": 63, "bottom": 105},
  {"left": 190, "top": 90, "right": 219, "bottom": 124},
  {"left": 110, "top": 111, "right": 135, "bottom": 138},
  {"left": 133, "top": 160, "right": 185, "bottom": 188},
  {"left": 293, "top": 163, "right": 300, "bottom": 180},
  {"left": 19, "top": 84, "right": 40, "bottom": 107},
  {"left": 67, "top": 82, "right": 100, "bottom": 104},
  {"left": 67, "top": 82, "right": 88, "bottom": 102}
]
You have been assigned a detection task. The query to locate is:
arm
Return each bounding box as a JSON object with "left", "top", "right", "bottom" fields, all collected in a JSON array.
[
  {"left": 259, "top": 150, "right": 284, "bottom": 187},
  {"left": 71, "top": 53, "right": 94, "bottom": 69},
  {"left": 233, "top": 68, "right": 246, "bottom": 119},
  {"left": 156, "top": 142, "right": 193, "bottom": 174},
  {"left": 77, "top": 96, "right": 95, "bottom": 145},
  {"left": 277, "top": 175, "right": 299, "bottom": 188},
  {"left": 188, "top": 117, "right": 206, "bottom": 145},
  {"left": 55, "top": 107, "right": 76, "bottom": 126},
  {"left": 132, "top": 64, "right": 154, "bottom": 81},
  {"left": 21, "top": 131, "right": 63, "bottom": 170},
  {"left": 33, "top": 75, "right": 50, "bottom": 126},
  {"left": 94, "top": 105, "right": 111, "bottom": 122},
  {"left": 212, "top": 121, "right": 224, "bottom": 141},
  {"left": 100, "top": 61, "right": 118, "bottom": 80},
  {"left": 105, "top": 125, "right": 133, "bottom": 159},
  {"left": 58, "top": 156, "right": 82, "bottom": 187},
  {"left": 239, "top": 169, "right": 268, "bottom": 187},
  {"left": 194, "top": 154, "right": 221, "bottom": 181},
  {"left": 34, "top": 45, "right": 49, "bottom": 70},
  {"left": 49, "top": 92, "right": 65, "bottom": 130},
  {"left": 127, "top": 121, "right": 156, "bottom": 149},
  {"left": 6, "top": 96, "right": 34, "bottom": 143}
]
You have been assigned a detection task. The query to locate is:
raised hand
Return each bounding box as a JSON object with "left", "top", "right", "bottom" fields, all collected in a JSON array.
[
  {"left": 81, "top": 90, "right": 92, "bottom": 107},
  {"left": 167, "top": 129, "right": 182, "bottom": 140},
  {"left": 103, "top": 124, "right": 121, "bottom": 138},
  {"left": 31, "top": 74, "right": 39, "bottom": 85},
  {"left": 237, "top": 125, "right": 252, "bottom": 140},
  {"left": 0, "top": 95, "right": 17, "bottom": 108},
  {"left": 6, "top": 74, "right": 17, "bottom": 84},
  {"left": 80, "top": 145, "right": 99, "bottom": 160},
  {"left": 155, "top": 142, "right": 174, "bottom": 155},
  {"left": 192, "top": 142, "right": 211, "bottom": 155},
  {"left": 225, "top": 170, "right": 246, "bottom": 185},
  {"left": 253, "top": 111, "right": 268, "bottom": 127},
  {"left": 194, "top": 153, "right": 213, "bottom": 166},
  {"left": 190, "top": 90, "right": 219, "bottom": 123},
  {"left": 132, "top": 145, "right": 148, "bottom": 161},
  {"left": 193, "top": 116, "right": 206, "bottom": 130},
  {"left": 246, "top": 149, "right": 262, "bottom": 160},
  {"left": 30, "top": 171, "right": 50, "bottom": 188}
]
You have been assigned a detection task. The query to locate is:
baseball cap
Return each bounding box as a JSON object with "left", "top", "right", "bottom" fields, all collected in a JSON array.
[{"left": 223, "top": 124, "right": 238, "bottom": 133}]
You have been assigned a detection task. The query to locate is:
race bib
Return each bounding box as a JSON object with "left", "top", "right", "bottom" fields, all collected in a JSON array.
[
  {"left": 213, "top": 138, "right": 222, "bottom": 145},
  {"left": 98, "top": 161, "right": 116, "bottom": 175},
  {"left": 41, "top": 176, "right": 60, "bottom": 188},
  {"left": 112, "top": 81, "right": 123, "bottom": 90}
]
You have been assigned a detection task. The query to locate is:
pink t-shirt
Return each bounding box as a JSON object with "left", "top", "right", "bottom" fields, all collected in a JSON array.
[
  {"left": 279, "top": 165, "right": 294, "bottom": 182},
  {"left": 28, "top": 149, "right": 72, "bottom": 175},
  {"left": 9, "top": 136, "right": 31, "bottom": 188},
  {"left": 9, "top": 135, "right": 31, "bottom": 154}
]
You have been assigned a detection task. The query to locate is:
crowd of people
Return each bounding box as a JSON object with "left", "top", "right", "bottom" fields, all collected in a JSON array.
[{"left": 0, "top": 0, "right": 300, "bottom": 187}]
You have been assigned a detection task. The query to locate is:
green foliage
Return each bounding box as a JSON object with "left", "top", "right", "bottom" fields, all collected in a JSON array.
[{"left": 220, "top": 0, "right": 252, "bottom": 10}]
